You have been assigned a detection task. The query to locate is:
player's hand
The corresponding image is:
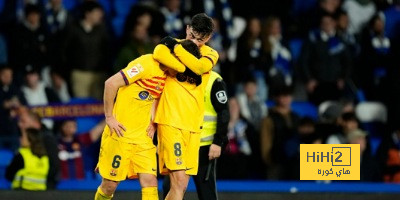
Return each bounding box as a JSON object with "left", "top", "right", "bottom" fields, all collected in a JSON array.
[
  {"left": 146, "top": 122, "right": 157, "bottom": 139},
  {"left": 106, "top": 116, "right": 126, "bottom": 137},
  {"left": 159, "top": 36, "right": 179, "bottom": 52},
  {"left": 208, "top": 144, "right": 222, "bottom": 160}
]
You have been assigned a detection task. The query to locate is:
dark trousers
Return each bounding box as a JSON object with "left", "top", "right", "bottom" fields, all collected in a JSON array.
[{"left": 163, "top": 145, "right": 218, "bottom": 200}]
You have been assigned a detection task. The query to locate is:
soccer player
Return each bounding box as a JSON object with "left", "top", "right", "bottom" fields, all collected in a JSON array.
[
  {"left": 162, "top": 71, "right": 230, "bottom": 200},
  {"left": 150, "top": 13, "right": 219, "bottom": 200},
  {"left": 94, "top": 40, "right": 201, "bottom": 200}
]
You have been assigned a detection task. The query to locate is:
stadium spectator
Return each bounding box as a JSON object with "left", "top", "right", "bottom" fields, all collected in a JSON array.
[
  {"left": 377, "top": 126, "right": 400, "bottom": 182},
  {"left": 17, "top": 107, "right": 60, "bottom": 189},
  {"left": 326, "top": 112, "right": 360, "bottom": 144},
  {"left": 336, "top": 10, "right": 359, "bottom": 59},
  {"left": 0, "top": 66, "right": 26, "bottom": 151},
  {"left": 285, "top": 117, "right": 321, "bottom": 179},
  {"left": 300, "top": 13, "right": 352, "bottom": 105},
  {"left": 9, "top": 4, "right": 48, "bottom": 85},
  {"left": 342, "top": 0, "right": 376, "bottom": 34},
  {"left": 49, "top": 69, "right": 71, "bottom": 103},
  {"left": 236, "top": 76, "right": 268, "bottom": 133},
  {"left": 44, "top": 0, "right": 72, "bottom": 75},
  {"left": 63, "top": 1, "right": 109, "bottom": 100},
  {"left": 260, "top": 86, "right": 300, "bottom": 180},
  {"left": 21, "top": 65, "right": 60, "bottom": 129},
  {"left": 295, "top": 0, "right": 342, "bottom": 37},
  {"left": 160, "top": 0, "right": 184, "bottom": 38},
  {"left": 261, "top": 16, "right": 293, "bottom": 92},
  {"left": 6, "top": 128, "right": 50, "bottom": 191},
  {"left": 44, "top": 0, "right": 71, "bottom": 35},
  {"left": 115, "top": 6, "right": 154, "bottom": 72},
  {"left": 57, "top": 119, "right": 104, "bottom": 180},
  {"left": 218, "top": 98, "right": 253, "bottom": 179},
  {"left": 347, "top": 128, "right": 382, "bottom": 181},
  {"left": 235, "top": 17, "right": 265, "bottom": 82},
  {"left": 357, "top": 13, "right": 391, "bottom": 102}
]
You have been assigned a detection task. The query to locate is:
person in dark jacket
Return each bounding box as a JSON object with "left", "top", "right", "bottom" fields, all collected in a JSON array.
[
  {"left": 260, "top": 86, "right": 300, "bottom": 180},
  {"left": 0, "top": 66, "right": 26, "bottom": 151},
  {"left": 63, "top": 1, "right": 109, "bottom": 100},
  {"left": 9, "top": 4, "right": 48, "bottom": 85},
  {"left": 300, "top": 13, "right": 352, "bottom": 105}
]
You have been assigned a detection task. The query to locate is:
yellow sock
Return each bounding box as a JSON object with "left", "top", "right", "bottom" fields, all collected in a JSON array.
[
  {"left": 95, "top": 187, "right": 113, "bottom": 200},
  {"left": 142, "top": 187, "right": 158, "bottom": 200}
]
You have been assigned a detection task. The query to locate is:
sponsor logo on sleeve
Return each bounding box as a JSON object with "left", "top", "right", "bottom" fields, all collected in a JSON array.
[{"left": 127, "top": 64, "right": 143, "bottom": 78}]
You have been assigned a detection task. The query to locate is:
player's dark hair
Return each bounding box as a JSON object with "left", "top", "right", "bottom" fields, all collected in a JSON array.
[
  {"left": 26, "top": 128, "right": 47, "bottom": 157},
  {"left": 180, "top": 40, "right": 201, "bottom": 59},
  {"left": 24, "top": 3, "right": 41, "bottom": 17},
  {"left": 81, "top": 1, "right": 103, "bottom": 18},
  {"left": 190, "top": 13, "right": 215, "bottom": 37}
]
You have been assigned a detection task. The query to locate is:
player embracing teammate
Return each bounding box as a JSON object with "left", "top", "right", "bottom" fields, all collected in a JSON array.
[{"left": 94, "top": 13, "right": 218, "bottom": 200}]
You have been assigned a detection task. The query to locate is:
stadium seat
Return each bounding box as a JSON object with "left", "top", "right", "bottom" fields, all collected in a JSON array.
[
  {"left": 114, "top": 0, "right": 138, "bottom": 17},
  {"left": 384, "top": 6, "right": 400, "bottom": 40},
  {"left": 112, "top": 16, "right": 126, "bottom": 38},
  {"left": 292, "top": 0, "right": 317, "bottom": 15},
  {"left": 98, "top": 0, "right": 112, "bottom": 15},
  {"left": 291, "top": 101, "right": 318, "bottom": 120},
  {"left": 0, "top": 0, "right": 4, "bottom": 13},
  {"left": 0, "top": 149, "right": 14, "bottom": 179},
  {"left": 289, "top": 38, "right": 303, "bottom": 62},
  {"left": 369, "top": 137, "right": 382, "bottom": 156},
  {"left": 62, "top": 0, "right": 78, "bottom": 11}
]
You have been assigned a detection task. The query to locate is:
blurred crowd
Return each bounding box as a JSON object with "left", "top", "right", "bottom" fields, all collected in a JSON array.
[{"left": 1, "top": 0, "right": 400, "bottom": 188}]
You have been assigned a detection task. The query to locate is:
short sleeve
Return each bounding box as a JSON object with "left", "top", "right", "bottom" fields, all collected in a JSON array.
[{"left": 120, "top": 60, "right": 148, "bottom": 85}]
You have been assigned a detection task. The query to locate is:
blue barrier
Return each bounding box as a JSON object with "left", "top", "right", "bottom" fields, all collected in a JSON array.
[
  {"left": 2, "top": 178, "right": 400, "bottom": 193},
  {"left": 2, "top": 179, "right": 397, "bottom": 193}
]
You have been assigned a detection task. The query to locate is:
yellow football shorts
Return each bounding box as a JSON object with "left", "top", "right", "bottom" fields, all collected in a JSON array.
[
  {"left": 96, "top": 133, "right": 157, "bottom": 181},
  {"left": 157, "top": 124, "right": 200, "bottom": 175}
]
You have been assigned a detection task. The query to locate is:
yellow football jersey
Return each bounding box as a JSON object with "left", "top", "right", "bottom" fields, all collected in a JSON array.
[
  {"left": 106, "top": 54, "right": 166, "bottom": 144},
  {"left": 154, "top": 45, "right": 219, "bottom": 132}
]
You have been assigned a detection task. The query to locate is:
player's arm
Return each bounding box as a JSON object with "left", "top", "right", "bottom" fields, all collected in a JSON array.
[
  {"left": 209, "top": 78, "right": 230, "bottom": 160},
  {"left": 104, "top": 73, "right": 127, "bottom": 137},
  {"left": 153, "top": 44, "right": 186, "bottom": 73},
  {"left": 153, "top": 37, "right": 219, "bottom": 75},
  {"left": 173, "top": 44, "right": 219, "bottom": 75}
]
